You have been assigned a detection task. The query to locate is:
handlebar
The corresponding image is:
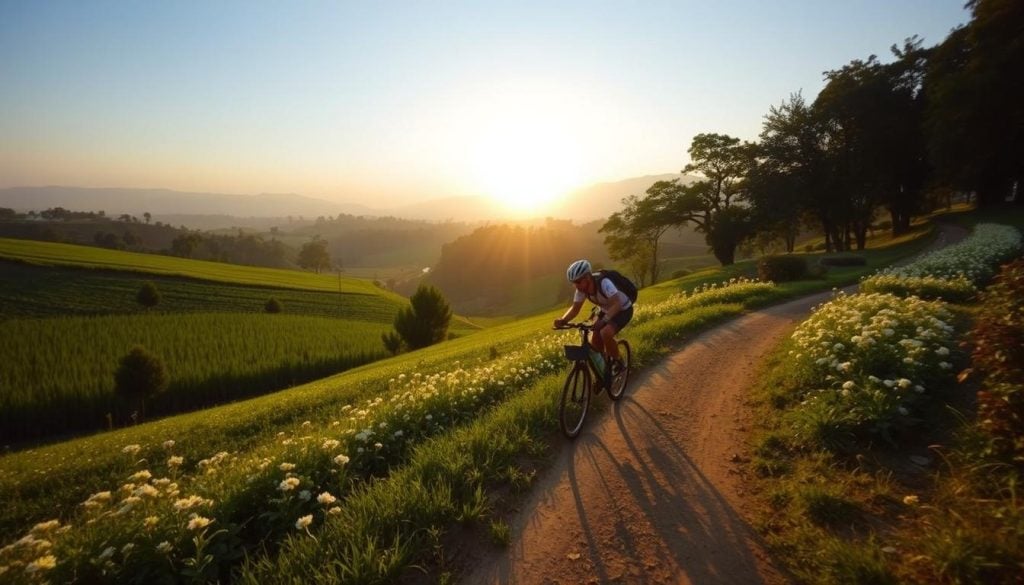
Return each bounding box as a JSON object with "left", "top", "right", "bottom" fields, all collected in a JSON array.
[{"left": 553, "top": 322, "right": 594, "bottom": 331}]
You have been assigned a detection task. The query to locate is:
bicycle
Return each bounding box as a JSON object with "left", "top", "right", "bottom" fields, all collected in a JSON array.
[{"left": 553, "top": 320, "right": 632, "bottom": 438}]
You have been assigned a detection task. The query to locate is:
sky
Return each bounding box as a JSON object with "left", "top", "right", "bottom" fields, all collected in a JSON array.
[{"left": 0, "top": 1, "right": 970, "bottom": 213}]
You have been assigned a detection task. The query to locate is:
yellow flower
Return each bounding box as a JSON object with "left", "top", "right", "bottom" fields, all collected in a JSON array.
[
  {"left": 902, "top": 494, "right": 920, "bottom": 506},
  {"left": 25, "top": 554, "right": 57, "bottom": 572},
  {"left": 187, "top": 515, "right": 212, "bottom": 531}
]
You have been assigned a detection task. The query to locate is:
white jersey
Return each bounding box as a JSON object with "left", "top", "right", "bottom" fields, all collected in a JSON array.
[{"left": 574, "top": 275, "right": 633, "bottom": 311}]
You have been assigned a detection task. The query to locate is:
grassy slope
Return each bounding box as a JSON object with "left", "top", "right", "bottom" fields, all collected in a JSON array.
[
  {"left": 746, "top": 208, "right": 1024, "bottom": 583},
  {"left": 0, "top": 237, "right": 388, "bottom": 296},
  {"left": 0, "top": 219, "right": 936, "bottom": 546}
]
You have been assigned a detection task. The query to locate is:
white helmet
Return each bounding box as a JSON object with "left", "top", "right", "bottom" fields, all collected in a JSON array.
[{"left": 566, "top": 259, "right": 591, "bottom": 282}]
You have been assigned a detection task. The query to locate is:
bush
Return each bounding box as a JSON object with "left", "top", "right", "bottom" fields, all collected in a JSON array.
[
  {"left": 393, "top": 285, "right": 452, "bottom": 350},
  {"left": 819, "top": 254, "right": 867, "bottom": 267},
  {"left": 970, "top": 258, "right": 1024, "bottom": 468},
  {"left": 114, "top": 345, "right": 168, "bottom": 421},
  {"left": 136, "top": 281, "right": 161, "bottom": 307},
  {"left": 265, "top": 297, "right": 283, "bottom": 313},
  {"left": 757, "top": 255, "right": 808, "bottom": 282},
  {"left": 381, "top": 330, "right": 402, "bottom": 355}
]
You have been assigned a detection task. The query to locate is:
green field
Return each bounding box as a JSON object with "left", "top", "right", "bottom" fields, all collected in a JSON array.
[
  {"left": 0, "top": 313, "right": 392, "bottom": 443},
  {"left": 0, "top": 237, "right": 393, "bottom": 296},
  {"left": 0, "top": 238, "right": 486, "bottom": 447}
]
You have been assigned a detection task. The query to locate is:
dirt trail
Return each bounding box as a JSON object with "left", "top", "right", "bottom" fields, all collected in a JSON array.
[{"left": 460, "top": 224, "right": 968, "bottom": 585}]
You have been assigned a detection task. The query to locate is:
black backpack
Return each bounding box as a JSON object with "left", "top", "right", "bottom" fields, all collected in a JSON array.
[{"left": 594, "top": 269, "right": 638, "bottom": 303}]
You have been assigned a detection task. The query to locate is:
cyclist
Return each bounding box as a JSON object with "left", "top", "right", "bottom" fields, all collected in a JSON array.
[{"left": 554, "top": 259, "right": 633, "bottom": 382}]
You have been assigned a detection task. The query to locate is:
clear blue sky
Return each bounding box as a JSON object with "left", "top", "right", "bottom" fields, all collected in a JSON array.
[{"left": 0, "top": 1, "right": 970, "bottom": 211}]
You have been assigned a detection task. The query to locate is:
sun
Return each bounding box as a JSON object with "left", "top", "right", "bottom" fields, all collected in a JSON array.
[{"left": 468, "top": 115, "right": 583, "bottom": 216}]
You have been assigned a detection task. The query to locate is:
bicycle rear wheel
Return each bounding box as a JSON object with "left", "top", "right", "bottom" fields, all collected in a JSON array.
[
  {"left": 608, "top": 340, "right": 632, "bottom": 401},
  {"left": 560, "top": 362, "right": 591, "bottom": 438}
]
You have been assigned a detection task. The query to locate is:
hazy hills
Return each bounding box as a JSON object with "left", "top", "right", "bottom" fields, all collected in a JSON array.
[{"left": 0, "top": 174, "right": 697, "bottom": 225}]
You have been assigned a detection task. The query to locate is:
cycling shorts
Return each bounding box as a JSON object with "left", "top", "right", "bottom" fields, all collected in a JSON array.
[{"left": 599, "top": 305, "right": 634, "bottom": 332}]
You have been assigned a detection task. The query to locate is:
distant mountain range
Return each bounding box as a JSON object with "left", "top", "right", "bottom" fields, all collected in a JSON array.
[{"left": 0, "top": 174, "right": 699, "bottom": 224}]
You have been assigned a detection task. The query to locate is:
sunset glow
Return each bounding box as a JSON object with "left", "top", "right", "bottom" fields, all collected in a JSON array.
[{"left": 468, "top": 114, "right": 584, "bottom": 215}]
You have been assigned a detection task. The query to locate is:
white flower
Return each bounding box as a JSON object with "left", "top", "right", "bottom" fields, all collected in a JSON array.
[
  {"left": 167, "top": 456, "right": 184, "bottom": 467},
  {"left": 279, "top": 462, "right": 296, "bottom": 472},
  {"left": 317, "top": 492, "right": 337, "bottom": 505},
  {"left": 295, "top": 514, "right": 313, "bottom": 530},
  {"left": 278, "top": 477, "right": 301, "bottom": 492},
  {"left": 156, "top": 541, "right": 173, "bottom": 554},
  {"left": 333, "top": 454, "right": 350, "bottom": 466},
  {"left": 842, "top": 381, "right": 855, "bottom": 390},
  {"left": 328, "top": 506, "right": 342, "bottom": 515},
  {"left": 129, "top": 470, "right": 152, "bottom": 482},
  {"left": 98, "top": 546, "right": 115, "bottom": 560},
  {"left": 122, "top": 444, "right": 141, "bottom": 456},
  {"left": 322, "top": 439, "right": 340, "bottom": 450},
  {"left": 298, "top": 490, "right": 312, "bottom": 502},
  {"left": 163, "top": 440, "right": 175, "bottom": 450},
  {"left": 897, "top": 378, "right": 912, "bottom": 389}
]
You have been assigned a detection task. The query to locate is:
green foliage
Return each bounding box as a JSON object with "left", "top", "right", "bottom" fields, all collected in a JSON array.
[
  {"left": 136, "top": 280, "right": 161, "bottom": 307},
  {"left": 381, "top": 330, "right": 402, "bottom": 355},
  {"left": 297, "top": 237, "right": 331, "bottom": 273},
  {"left": 264, "top": 297, "right": 283, "bottom": 313},
  {"left": 819, "top": 255, "right": 867, "bottom": 267},
  {"left": 114, "top": 345, "right": 168, "bottom": 420},
  {"left": 757, "top": 255, "right": 808, "bottom": 282},
  {"left": 393, "top": 285, "right": 452, "bottom": 350}
]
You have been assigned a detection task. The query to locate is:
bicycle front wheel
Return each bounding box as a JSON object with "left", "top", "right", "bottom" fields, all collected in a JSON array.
[
  {"left": 560, "top": 362, "right": 591, "bottom": 438},
  {"left": 608, "top": 340, "right": 632, "bottom": 401}
]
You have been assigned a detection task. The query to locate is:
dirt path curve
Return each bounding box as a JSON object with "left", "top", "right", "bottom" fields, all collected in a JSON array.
[{"left": 461, "top": 223, "right": 967, "bottom": 585}]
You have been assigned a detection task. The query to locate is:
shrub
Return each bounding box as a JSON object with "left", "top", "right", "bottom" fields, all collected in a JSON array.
[
  {"left": 819, "top": 254, "right": 867, "bottom": 267},
  {"left": 969, "top": 258, "right": 1024, "bottom": 468},
  {"left": 265, "top": 297, "right": 283, "bottom": 313},
  {"left": 757, "top": 255, "right": 808, "bottom": 282},
  {"left": 136, "top": 281, "right": 161, "bottom": 307},
  {"left": 393, "top": 285, "right": 452, "bottom": 350},
  {"left": 381, "top": 330, "right": 403, "bottom": 355},
  {"left": 114, "top": 345, "right": 168, "bottom": 421}
]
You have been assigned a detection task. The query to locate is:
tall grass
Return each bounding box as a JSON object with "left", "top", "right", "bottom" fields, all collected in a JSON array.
[{"left": 0, "top": 313, "right": 390, "bottom": 442}]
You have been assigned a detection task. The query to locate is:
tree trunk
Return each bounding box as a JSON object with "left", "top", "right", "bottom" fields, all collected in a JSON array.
[{"left": 712, "top": 243, "right": 736, "bottom": 266}]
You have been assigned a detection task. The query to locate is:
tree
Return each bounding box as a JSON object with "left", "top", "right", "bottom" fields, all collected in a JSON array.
[
  {"left": 747, "top": 92, "right": 828, "bottom": 252},
  {"left": 264, "top": 297, "right": 283, "bottom": 313},
  {"left": 137, "top": 281, "right": 161, "bottom": 308},
  {"left": 600, "top": 184, "right": 679, "bottom": 285},
  {"left": 297, "top": 237, "right": 331, "bottom": 273},
  {"left": 114, "top": 345, "right": 168, "bottom": 422},
  {"left": 392, "top": 285, "right": 452, "bottom": 350},
  {"left": 143, "top": 212, "right": 151, "bottom": 224},
  {"left": 171, "top": 233, "right": 202, "bottom": 258},
  {"left": 675, "top": 134, "right": 759, "bottom": 265},
  {"left": 926, "top": 0, "right": 1024, "bottom": 206}
]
